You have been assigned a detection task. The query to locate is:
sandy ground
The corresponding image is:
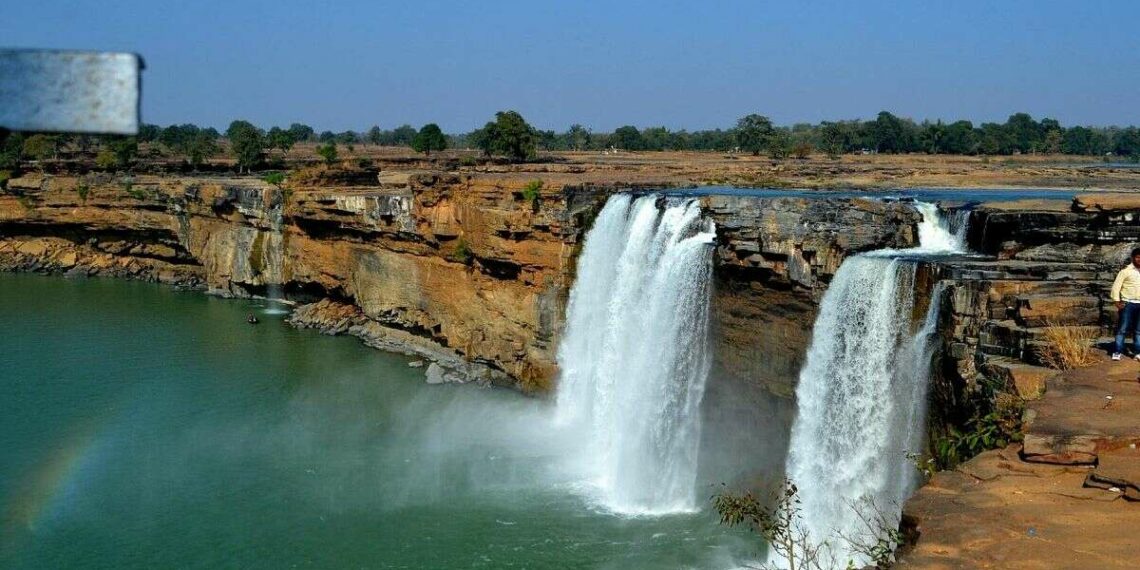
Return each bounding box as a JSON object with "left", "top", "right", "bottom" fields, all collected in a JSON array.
[
  {"left": 164, "top": 142, "right": 1140, "bottom": 192},
  {"left": 268, "top": 145, "right": 1140, "bottom": 191}
]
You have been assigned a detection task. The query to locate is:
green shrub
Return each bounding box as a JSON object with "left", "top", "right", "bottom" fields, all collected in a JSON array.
[
  {"left": 932, "top": 394, "right": 1024, "bottom": 470},
  {"left": 521, "top": 179, "right": 543, "bottom": 202},
  {"left": 459, "top": 156, "right": 477, "bottom": 167},
  {"left": 95, "top": 149, "right": 117, "bottom": 170},
  {"left": 76, "top": 183, "right": 90, "bottom": 202},
  {"left": 0, "top": 170, "right": 10, "bottom": 190},
  {"left": 122, "top": 178, "right": 146, "bottom": 200},
  {"left": 450, "top": 238, "right": 474, "bottom": 265},
  {"left": 316, "top": 143, "right": 338, "bottom": 166},
  {"left": 263, "top": 171, "right": 286, "bottom": 187}
]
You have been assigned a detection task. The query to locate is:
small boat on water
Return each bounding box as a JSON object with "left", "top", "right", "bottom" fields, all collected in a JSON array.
[{"left": 246, "top": 313, "right": 260, "bottom": 325}]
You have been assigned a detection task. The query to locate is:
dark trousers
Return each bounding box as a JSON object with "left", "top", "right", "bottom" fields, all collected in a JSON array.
[{"left": 1116, "top": 303, "right": 1140, "bottom": 354}]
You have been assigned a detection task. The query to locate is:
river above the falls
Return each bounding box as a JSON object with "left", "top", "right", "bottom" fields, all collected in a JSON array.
[
  {"left": 670, "top": 185, "right": 1080, "bottom": 203},
  {"left": 0, "top": 273, "right": 759, "bottom": 569}
]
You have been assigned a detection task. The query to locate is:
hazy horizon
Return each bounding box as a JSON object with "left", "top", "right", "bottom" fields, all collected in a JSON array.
[{"left": 8, "top": 0, "right": 1139, "bottom": 132}]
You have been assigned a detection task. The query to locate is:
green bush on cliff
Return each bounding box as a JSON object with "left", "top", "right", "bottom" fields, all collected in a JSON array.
[
  {"left": 109, "top": 136, "right": 139, "bottom": 168},
  {"left": 317, "top": 142, "right": 338, "bottom": 166},
  {"left": 450, "top": 238, "right": 474, "bottom": 265},
  {"left": 521, "top": 179, "right": 542, "bottom": 203},
  {"left": 22, "top": 134, "right": 58, "bottom": 161},
  {"left": 931, "top": 393, "right": 1024, "bottom": 470},
  {"left": 121, "top": 178, "right": 147, "bottom": 200},
  {"left": 95, "top": 149, "right": 118, "bottom": 170},
  {"left": 263, "top": 172, "right": 286, "bottom": 187},
  {"left": 0, "top": 170, "right": 10, "bottom": 190}
]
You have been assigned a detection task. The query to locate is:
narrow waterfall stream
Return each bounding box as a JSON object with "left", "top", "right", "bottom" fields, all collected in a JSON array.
[
  {"left": 556, "top": 194, "right": 718, "bottom": 515},
  {"left": 261, "top": 232, "right": 289, "bottom": 315},
  {"left": 783, "top": 202, "right": 963, "bottom": 568},
  {"left": 262, "top": 196, "right": 289, "bottom": 314}
]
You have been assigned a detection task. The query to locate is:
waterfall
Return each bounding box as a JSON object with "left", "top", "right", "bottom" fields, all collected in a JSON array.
[
  {"left": 262, "top": 190, "right": 288, "bottom": 314},
  {"left": 911, "top": 201, "right": 967, "bottom": 254},
  {"left": 782, "top": 202, "right": 960, "bottom": 568},
  {"left": 556, "top": 194, "right": 717, "bottom": 516},
  {"left": 259, "top": 230, "right": 289, "bottom": 315},
  {"left": 949, "top": 208, "right": 971, "bottom": 249}
]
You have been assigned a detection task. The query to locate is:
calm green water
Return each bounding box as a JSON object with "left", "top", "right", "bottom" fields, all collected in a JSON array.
[{"left": 0, "top": 274, "right": 757, "bottom": 569}]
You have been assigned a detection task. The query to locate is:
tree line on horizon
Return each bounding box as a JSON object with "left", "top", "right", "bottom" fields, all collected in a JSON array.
[{"left": 3, "top": 110, "right": 1140, "bottom": 174}]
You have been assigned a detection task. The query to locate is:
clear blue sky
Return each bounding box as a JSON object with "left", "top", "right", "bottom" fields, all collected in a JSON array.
[{"left": 8, "top": 0, "right": 1139, "bottom": 132}]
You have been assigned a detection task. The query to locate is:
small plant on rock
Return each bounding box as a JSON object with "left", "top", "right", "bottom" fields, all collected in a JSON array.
[
  {"left": 521, "top": 179, "right": 542, "bottom": 202},
  {"left": 520, "top": 179, "right": 543, "bottom": 212},
  {"left": 450, "top": 238, "right": 474, "bottom": 265},
  {"left": 263, "top": 171, "right": 286, "bottom": 187},
  {"left": 931, "top": 391, "right": 1024, "bottom": 469},
  {"left": 1036, "top": 320, "right": 1098, "bottom": 370},
  {"left": 122, "top": 178, "right": 147, "bottom": 200},
  {"left": 95, "top": 149, "right": 117, "bottom": 170}
]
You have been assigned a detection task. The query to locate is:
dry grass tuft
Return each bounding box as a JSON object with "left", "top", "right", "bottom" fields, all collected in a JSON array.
[{"left": 1036, "top": 321, "right": 1099, "bottom": 370}]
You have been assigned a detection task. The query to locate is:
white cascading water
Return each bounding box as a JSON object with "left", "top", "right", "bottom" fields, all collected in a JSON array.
[
  {"left": 912, "top": 201, "right": 968, "bottom": 253},
  {"left": 260, "top": 230, "right": 289, "bottom": 314},
  {"left": 556, "top": 194, "right": 717, "bottom": 516},
  {"left": 782, "top": 201, "right": 962, "bottom": 568}
]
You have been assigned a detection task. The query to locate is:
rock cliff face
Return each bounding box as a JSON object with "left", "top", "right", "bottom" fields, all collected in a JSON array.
[
  {"left": 0, "top": 170, "right": 924, "bottom": 394},
  {"left": 0, "top": 172, "right": 604, "bottom": 391},
  {"left": 705, "top": 196, "right": 921, "bottom": 395},
  {"left": 916, "top": 195, "right": 1140, "bottom": 444}
]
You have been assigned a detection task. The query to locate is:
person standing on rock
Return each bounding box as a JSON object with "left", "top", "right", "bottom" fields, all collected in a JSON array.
[{"left": 1110, "top": 247, "right": 1140, "bottom": 361}]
